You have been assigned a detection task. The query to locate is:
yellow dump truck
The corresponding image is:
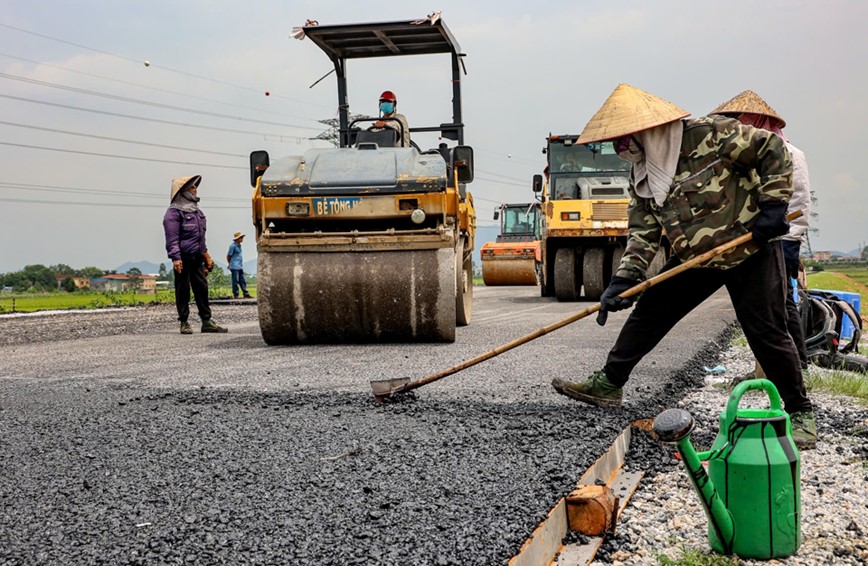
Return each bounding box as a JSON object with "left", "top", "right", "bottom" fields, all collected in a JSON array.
[
  {"left": 248, "top": 17, "right": 475, "bottom": 344},
  {"left": 480, "top": 202, "right": 541, "bottom": 286},
  {"left": 534, "top": 135, "right": 661, "bottom": 301}
]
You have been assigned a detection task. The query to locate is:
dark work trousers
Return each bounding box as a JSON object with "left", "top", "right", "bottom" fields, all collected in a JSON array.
[
  {"left": 603, "top": 242, "right": 812, "bottom": 414},
  {"left": 782, "top": 240, "right": 808, "bottom": 367},
  {"left": 174, "top": 255, "right": 212, "bottom": 323}
]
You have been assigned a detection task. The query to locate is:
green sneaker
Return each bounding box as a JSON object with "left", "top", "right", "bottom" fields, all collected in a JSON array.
[
  {"left": 180, "top": 321, "right": 193, "bottom": 335},
  {"left": 790, "top": 411, "right": 817, "bottom": 450},
  {"left": 551, "top": 371, "right": 623, "bottom": 408},
  {"left": 201, "top": 319, "right": 228, "bottom": 333}
]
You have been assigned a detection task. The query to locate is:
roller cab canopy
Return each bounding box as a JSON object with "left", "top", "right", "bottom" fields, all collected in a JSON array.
[
  {"left": 296, "top": 15, "right": 467, "bottom": 146},
  {"left": 260, "top": 148, "right": 447, "bottom": 196},
  {"left": 301, "top": 16, "right": 462, "bottom": 59}
]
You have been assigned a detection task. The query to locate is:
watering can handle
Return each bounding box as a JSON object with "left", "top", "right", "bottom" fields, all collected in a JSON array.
[{"left": 725, "top": 379, "right": 783, "bottom": 424}]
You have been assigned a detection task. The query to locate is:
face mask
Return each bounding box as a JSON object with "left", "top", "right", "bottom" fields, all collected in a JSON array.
[{"left": 379, "top": 101, "right": 395, "bottom": 114}]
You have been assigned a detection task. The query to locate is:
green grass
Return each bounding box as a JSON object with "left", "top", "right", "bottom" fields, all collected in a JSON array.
[
  {"left": 0, "top": 287, "right": 255, "bottom": 314},
  {"left": 806, "top": 268, "right": 867, "bottom": 316},
  {"left": 804, "top": 368, "right": 868, "bottom": 404},
  {"left": 730, "top": 329, "right": 867, "bottom": 404},
  {"left": 731, "top": 329, "right": 748, "bottom": 348},
  {"left": 657, "top": 545, "right": 742, "bottom": 566}
]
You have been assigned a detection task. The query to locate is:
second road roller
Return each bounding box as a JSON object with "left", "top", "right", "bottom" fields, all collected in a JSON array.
[
  {"left": 248, "top": 16, "right": 475, "bottom": 344},
  {"left": 480, "top": 202, "right": 541, "bottom": 286}
]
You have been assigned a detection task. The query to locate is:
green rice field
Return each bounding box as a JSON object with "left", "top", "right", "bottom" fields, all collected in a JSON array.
[
  {"left": 806, "top": 266, "right": 868, "bottom": 316},
  {"left": 0, "top": 287, "right": 254, "bottom": 314}
]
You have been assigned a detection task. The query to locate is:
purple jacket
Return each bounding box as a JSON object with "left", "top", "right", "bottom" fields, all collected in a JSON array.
[{"left": 163, "top": 207, "right": 207, "bottom": 260}]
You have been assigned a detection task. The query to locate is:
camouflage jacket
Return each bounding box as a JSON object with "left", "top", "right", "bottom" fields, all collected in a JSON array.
[{"left": 616, "top": 116, "right": 793, "bottom": 280}]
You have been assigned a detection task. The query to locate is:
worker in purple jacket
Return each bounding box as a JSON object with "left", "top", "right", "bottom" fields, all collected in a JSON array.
[{"left": 163, "top": 175, "right": 227, "bottom": 334}]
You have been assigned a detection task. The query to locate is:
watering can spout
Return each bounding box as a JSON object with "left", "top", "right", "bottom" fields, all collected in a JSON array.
[{"left": 653, "top": 408, "right": 736, "bottom": 553}]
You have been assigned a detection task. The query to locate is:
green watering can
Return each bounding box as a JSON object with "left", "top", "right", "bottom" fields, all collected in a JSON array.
[{"left": 652, "top": 379, "right": 801, "bottom": 559}]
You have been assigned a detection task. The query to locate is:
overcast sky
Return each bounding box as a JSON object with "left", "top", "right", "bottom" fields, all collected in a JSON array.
[{"left": 1, "top": 0, "right": 866, "bottom": 273}]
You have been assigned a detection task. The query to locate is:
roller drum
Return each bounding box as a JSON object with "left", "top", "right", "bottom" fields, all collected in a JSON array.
[
  {"left": 481, "top": 257, "right": 538, "bottom": 286},
  {"left": 257, "top": 248, "right": 456, "bottom": 344}
]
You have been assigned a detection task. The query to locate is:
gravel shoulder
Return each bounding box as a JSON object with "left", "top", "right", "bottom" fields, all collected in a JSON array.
[{"left": 594, "top": 341, "right": 868, "bottom": 566}]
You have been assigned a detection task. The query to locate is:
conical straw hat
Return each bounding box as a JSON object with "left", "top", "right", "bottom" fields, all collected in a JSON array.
[
  {"left": 709, "top": 90, "right": 785, "bottom": 128},
  {"left": 577, "top": 84, "right": 690, "bottom": 144},
  {"left": 170, "top": 175, "right": 202, "bottom": 202}
]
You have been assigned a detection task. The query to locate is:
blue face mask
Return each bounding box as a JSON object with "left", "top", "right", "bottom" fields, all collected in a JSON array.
[{"left": 379, "top": 101, "right": 395, "bottom": 114}]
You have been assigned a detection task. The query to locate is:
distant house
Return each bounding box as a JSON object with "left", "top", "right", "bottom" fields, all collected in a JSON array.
[
  {"left": 55, "top": 275, "right": 90, "bottom": 290},
  {"left": 89, "top": 274, "right": 157, "bottom": 294},
  {"left": 812, "top": 251, "right": 833, "bottom": 261}
]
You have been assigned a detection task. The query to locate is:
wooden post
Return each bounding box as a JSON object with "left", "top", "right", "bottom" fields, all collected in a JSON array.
[{"left": 565, "top": 485, "right": 619, "bottom": 536}]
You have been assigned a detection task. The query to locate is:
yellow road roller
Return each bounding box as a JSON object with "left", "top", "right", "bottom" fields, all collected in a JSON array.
[
  {"left": 249, "top": 17, "right": 475, "bottom": 344},
  {"left": 481, "top": 203, "right": 541, "bottom": 286},
  {"left": 533, "top": 135, "right": 666, "bottom": 301}
]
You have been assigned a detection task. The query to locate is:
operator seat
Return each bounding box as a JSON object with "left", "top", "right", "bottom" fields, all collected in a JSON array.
[{"left": 354, "top": 128, "right": 398, "bottom": 148}]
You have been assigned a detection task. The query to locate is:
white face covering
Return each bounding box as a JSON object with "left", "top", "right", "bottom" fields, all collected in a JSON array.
[{"left": 626, "top": 121, "right": 684, "bottom": 207}]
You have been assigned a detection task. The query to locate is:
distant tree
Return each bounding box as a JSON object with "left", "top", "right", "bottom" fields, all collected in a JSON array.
[
  {"left": 208, "top": 265, "right": 228, "bottom": 296},
  {"left": 60, "top": 276, "right": 77, "bottom": 292},
  {"left": 0, "top": 265, "right": 56, "bottom": 292},
  {"left": 126, "top": 267, "right": 143, "bottom": 292},
  {"left": 158, "top": 263, "right": 169, "bottom": 281},
  {"left": 862, "top": 246, "right": 868, "bottom": 261},
  {"left": 80, "top": 266, "right": 104, "bottom": 279},
  {"left": 49, "top": 263, "right": 75, "bottom": 276}
]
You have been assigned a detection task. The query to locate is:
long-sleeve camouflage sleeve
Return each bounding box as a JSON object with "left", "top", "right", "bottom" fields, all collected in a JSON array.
[
  {"left": 616, "top": 189, "right": 663, "bottom": 281},
  {"left": 723, "top": 120, "right": 793, "bottom": 206}
]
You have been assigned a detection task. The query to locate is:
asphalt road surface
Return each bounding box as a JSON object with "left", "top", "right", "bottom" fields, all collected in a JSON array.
[{"left": 0, "top": 286, "right": 735, "bottom": 565}]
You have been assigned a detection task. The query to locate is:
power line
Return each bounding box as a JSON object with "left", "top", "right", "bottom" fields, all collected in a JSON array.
[
  {"left": 0, "top": 120, "right": 246, "bottom": 158},
  {"left": 474, "top": 147, "right": 542, "bottom": 167},
  {"left": 475, "top": 168, "right": 531, "bottom": 184},
  {"left": 0, "top": 72, "right": 323, "bottom": 131},
  {"left": 0, "top": 181, "right": 246, "bottom": 203},
  {"left": 0, "top": 52, "right": 325, "bottom": 123},
  {"left": 0, "top": 197, "right": 247, "bottom": 209},
  {"left": 0, "top": 22, "right": 331, "bottom": 109},
  {"left": 0, "top": 141, "right": 246, "bottom": 169},
  {"left": 475, "top": 175, "right": 532, "bottom": 188},
  {"left": 0, "top": 93, "right": 311, "bottom": 139}
]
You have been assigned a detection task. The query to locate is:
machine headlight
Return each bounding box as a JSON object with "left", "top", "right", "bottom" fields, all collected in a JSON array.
[
  {"left": 411, "top": 209, "right": 426, "bottom": 224},
  {"left": 286, "top": 202, "right": 310, "bottom": 216},
  {"left": 561, "top": 211, "right": 581, "bottom": 221}
]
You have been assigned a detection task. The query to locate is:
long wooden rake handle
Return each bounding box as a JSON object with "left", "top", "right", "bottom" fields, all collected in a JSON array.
[{"left": 386, "top": 211, "right": 801, "bottom": 396}]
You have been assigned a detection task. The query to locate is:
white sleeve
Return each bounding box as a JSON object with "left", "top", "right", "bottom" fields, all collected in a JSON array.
[{"left": 784, "top": 142, "right": 811, "bottom": 242}]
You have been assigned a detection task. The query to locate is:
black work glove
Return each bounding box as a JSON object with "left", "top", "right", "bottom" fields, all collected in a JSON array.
[
  {"left": 750, "top": 202, "right": 789, "bottom": 247},
  {"left": 781, "top": 239, "right": 801, "bottom": 279},
  {"left": 596, "top": 276, "right": 639, "bottom": 326}
]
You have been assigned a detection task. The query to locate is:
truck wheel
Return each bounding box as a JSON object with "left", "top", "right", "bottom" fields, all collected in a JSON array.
[
  {"left": 456, "top": 242, "right": 472, "bottom": 326},
  {"left": 536, "top": 262, "right": 550, "bottom": 297},
  {"left": 554, "top": 248, "right": 581, "bottom": 302},
  {"left": 582, "top": 247, "right": 607, "bottom": 300}
]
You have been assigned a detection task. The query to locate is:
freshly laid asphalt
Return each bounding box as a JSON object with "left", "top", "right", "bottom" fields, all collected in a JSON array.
[{"left": 0, "top": 287, "right": 735, "bottom": 565}]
